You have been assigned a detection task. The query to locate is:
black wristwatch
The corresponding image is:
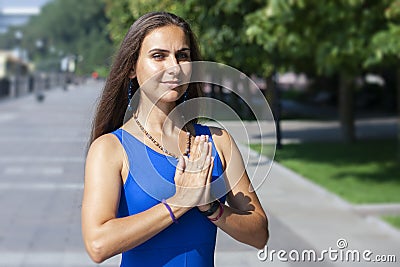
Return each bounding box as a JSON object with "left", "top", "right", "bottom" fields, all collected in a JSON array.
[{"left": 199, "top": 200, "right": 220, "bottom": 217}]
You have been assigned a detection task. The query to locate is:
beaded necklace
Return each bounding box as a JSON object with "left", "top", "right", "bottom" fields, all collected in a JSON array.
[{"left": 133, "top": 114, "right": 191, "bottom": 159}]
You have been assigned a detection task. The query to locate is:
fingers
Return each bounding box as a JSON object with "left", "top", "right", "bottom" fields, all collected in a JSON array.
[
  {"left": 198, "top": 140, "right": 212, "bottom": 173},
  {"left": 197, "top": 142, "right": 209, "bottom": 169},
  {"left": 192, "top": 135, "right": 209, "bottom": 159},
  {"left": 190, "top": 135, "right": 201, "bottom": 159},
  {"left": 204, "top": 156, "right": 214, "bottom": 199},
  {"left": 205, "top": 156, "right": 214, "bottom": 185},
  {"left": 186, "top": 135, "right": 211, "bottom": 173},
  {"left": 172, "top": 135, "right": 214, "bottom": 207},
  {"left": 175, "top": 155, "right": 186, "bottom": 175},
  {"left": 200, "top": 154, "right": 215, "bottom": 205}
]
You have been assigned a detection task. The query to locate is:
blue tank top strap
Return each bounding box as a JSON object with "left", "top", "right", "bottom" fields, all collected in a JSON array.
[
  {"left": 193, "top": 123, "right": 211, "bottom": 136},
  {"left": 112, "top": 128, "right": 123, "bottom": 142}
]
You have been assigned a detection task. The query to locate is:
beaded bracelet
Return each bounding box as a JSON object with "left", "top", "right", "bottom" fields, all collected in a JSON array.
[
  {"left": 209, "top": 202, "right": 224, "bottom": 222},
  {"left": 162, "top": 199, "right": 178, "bottom": 224}
]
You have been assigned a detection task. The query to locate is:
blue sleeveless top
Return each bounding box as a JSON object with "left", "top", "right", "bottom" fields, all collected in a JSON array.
[{"left": 112, "top": 124, "right": 227, "bottom": 267}]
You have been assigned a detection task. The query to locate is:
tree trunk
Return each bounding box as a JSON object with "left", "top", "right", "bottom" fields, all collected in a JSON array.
[
  {"left": 267, "top": 73, "right": 282, "bottom": 149},
  {"left": 339, "top": 73, "right": 355, "bottom": 143},
  {"left": 397, "top": 68, "right": 400, "bottom": 162},
  {"left": 265, "top": 76, "right": 274, "bottom": 106}
]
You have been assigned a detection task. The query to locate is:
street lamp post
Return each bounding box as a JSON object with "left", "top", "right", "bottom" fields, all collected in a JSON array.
[
  {"left": 273, "top": 49, "right": 282, "bottom": 149},
  {"left": 14, "top": 30, "right": 23, "bottom": 98},
  {"left": 35, "top": 39, "right": 45, "bottom": 102}
]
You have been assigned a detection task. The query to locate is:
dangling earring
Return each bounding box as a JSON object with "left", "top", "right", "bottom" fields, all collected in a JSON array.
[
  {"left": 183, "top": 90, "right": 188, "bottom": 102},
  {"left": 128, "top": 79, "right": 133, "bottom": 111}
]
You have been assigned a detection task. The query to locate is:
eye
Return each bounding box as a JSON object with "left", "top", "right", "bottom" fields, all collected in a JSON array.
[
  {"left": 152, "top": 53, "right": 165, "bottom": 60},
  {"left": 176, "top": 52, "right": 190, "bottom": 61}
]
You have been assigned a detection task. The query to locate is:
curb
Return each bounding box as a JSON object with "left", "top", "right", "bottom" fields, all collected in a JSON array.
[{"left": 247, "top": 145, "right": 400, "bottom": 240}]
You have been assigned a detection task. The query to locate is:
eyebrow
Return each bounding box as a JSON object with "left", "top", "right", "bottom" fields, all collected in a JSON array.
[{"left": 148, "top": 48, "right": 190, "bottom": 54}]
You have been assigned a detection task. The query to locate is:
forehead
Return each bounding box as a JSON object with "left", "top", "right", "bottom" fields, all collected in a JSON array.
[{"left": 141, "top": 25, "right": 190, "bottom": 50}]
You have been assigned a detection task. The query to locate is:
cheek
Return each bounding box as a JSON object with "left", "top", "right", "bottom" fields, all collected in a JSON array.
[
  {"left": 136, "top": 60, "right": 161, "bottom": 86},
  {"left": 180, "top": 63, "right": 192, "bottom": 83}
]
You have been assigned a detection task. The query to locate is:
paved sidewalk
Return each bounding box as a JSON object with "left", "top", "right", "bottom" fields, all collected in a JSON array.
[
  {"left": 214, "top": 121, "right": 400, "bottom": 266},
  {"left": 0, "top": 81, "right": 398, "bottom": 266}
]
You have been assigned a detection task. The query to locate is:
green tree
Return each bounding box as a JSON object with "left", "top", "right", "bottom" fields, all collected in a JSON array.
[
  {"left": 0, "top": 0, "right": 113, "bottom": 75},
  {"left": 245, "top": 0, "right": 399, "bottom": 142},
  {"left": 104, "top": 0, "right": 400, "bottom": 143},
  {"left": 105, "top": 0, "right": 266, "bottom": 75},
  {"left": 364, "top": 0, "right": 400, "bottom": 159},
  {"left": 104, "top": 0, "right": 135, "bottom": 46}
]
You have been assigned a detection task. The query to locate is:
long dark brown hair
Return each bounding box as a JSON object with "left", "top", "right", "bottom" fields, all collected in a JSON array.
[{"left": 89, "top": 12, "right": 202, "bottom": 145}]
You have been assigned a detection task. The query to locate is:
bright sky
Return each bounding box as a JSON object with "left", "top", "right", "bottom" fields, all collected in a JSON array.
[
  {"left": 0, "top": 0, "right": 52, "bottom": 8},
  {"left": 0, "top": 0, "right": 53, "bottom": 32}
]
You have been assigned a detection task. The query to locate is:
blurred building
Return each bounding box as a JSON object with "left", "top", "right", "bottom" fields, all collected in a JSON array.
[{"left": 0, "top": 0, "right": 51, "bottom": 33}]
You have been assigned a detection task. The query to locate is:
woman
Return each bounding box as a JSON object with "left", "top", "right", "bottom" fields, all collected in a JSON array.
[{"left": 82, "top": 11, "right": 268, "bottom": 266}]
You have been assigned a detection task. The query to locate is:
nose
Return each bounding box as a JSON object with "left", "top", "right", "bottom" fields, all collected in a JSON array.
[{"left": 166, "top": 56, "right": 181, "bottom": 76}]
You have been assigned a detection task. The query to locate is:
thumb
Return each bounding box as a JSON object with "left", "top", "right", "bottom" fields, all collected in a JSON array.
[{"left": 175, "top": 156, "right": 186, "bottom": 175}]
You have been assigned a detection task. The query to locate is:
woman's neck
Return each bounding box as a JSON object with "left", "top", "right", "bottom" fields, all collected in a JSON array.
[{"left": 135, "top": 97, "right": 183, "bottom": 135}]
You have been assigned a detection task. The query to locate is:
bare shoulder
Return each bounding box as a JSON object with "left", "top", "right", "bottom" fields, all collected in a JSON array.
[
  {"left": 86, "top": 133, "right": 123, "bottom": 167},
  {"left": 89, "top": 133, "right": 121, "bottom": 154},
  {"left": 208, "top": 126, "right": 235, "bottom": 168},
  {"left": 208, "top": 126, "right": 232, "bottom": 145}
]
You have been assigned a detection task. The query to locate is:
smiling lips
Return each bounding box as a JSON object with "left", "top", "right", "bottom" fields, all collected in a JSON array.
[{"left": 162, "top": 80, "right": 182, "bottom": 88}]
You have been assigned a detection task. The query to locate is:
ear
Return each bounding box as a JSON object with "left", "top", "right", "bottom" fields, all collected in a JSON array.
[{"left": 129, "top": 68, "right": 136, "bottom": 79}]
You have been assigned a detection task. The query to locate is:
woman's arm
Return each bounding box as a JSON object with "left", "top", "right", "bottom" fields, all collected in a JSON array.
[
  {"left": 209, "top": 128, "right": 269, "bottom": 249},
  {"left": 82, "top": 134, "right": 213, "bottom": 263},
  {"left": 82, "top": 134, "right": 191, "bottom": 263}
]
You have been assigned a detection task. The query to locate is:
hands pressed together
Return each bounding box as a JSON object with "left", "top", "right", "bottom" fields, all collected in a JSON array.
[{"left": 168, "top": 135, "right": 215, "bottom": 210}]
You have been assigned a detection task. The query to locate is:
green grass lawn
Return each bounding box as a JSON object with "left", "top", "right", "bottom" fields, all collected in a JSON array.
[
  {"left": 382, "top": 216, "right": 400, "bottom": 229},
  {"left": 250, "top": 139, "right": 400, "bottom": 204}
]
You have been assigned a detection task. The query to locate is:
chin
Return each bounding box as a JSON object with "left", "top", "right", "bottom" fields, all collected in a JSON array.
[
  {"left": 161, "top": 87, "right": 187, "bottom": 102},
  {"left": 157, "top": 92, "right": 181, "bottom": 104}
]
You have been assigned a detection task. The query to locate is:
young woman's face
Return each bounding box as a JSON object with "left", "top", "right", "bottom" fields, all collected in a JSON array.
[{"left": 133, "top": 25, "right": 192, "bottom": 103}]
